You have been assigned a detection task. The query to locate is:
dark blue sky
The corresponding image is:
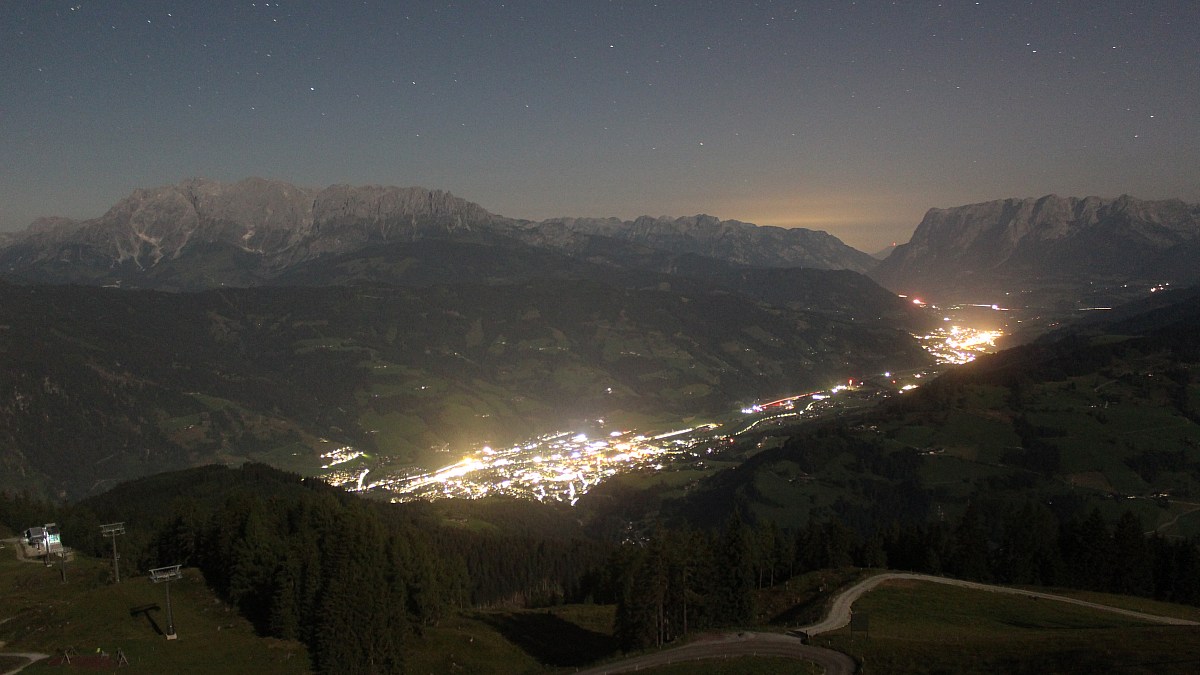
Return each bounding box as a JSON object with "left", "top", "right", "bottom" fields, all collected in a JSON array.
[{"left": 3, "top": 1, "right": 1197, "bottom": 250}]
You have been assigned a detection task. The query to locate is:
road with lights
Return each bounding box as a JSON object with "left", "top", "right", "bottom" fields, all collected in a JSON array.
[
  {"left": 322, "top": 303, "right": 1005, "bottom": 504},
  {"left": 368, "top": 424, "right": 720, "bottom": 505}
]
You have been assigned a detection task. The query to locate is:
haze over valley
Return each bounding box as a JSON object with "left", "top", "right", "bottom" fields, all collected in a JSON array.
[
  {"left": 4, "top": 2, "right": 1200, "bottom": 674},
  {"left": 10, "top": 178, "right": 1178, "bottom": 503}
]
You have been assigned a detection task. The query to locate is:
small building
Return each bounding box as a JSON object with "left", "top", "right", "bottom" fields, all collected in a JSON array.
[
  {"left": 23, "top": 526, "right": 47, "bottom": 549},
  {"left": 23, "top": 523, "right": 61, "bottom": 554}
]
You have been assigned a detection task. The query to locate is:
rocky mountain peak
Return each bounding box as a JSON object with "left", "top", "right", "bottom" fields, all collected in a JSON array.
[
  {"left": 311, "top": 184, "right": 493, "bottom": 229},
  {"left": 873, "top": 194, "right": 1200, "bottom": 298},
  {"left": 181, "top": 177, "right": 317, "bottom": 231},
  {"left": 1, "top": 178, "right": 877, "bottom": 288}
]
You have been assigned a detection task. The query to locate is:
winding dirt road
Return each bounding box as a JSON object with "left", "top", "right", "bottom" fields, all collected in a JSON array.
[
  {"left": 573, "top": 572, "right": 1198, "bottom": 675},
  {"left": 799, "top": 572, "right": 1199, "bottom": 636}
]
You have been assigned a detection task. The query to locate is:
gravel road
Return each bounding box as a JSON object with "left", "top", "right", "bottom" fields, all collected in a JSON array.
[
  {"left": 798, "top": 572, "right": 1200, "bottom": 636},
  {"left": 573, "top": 571, "right": 1198, "bottom": 674}
]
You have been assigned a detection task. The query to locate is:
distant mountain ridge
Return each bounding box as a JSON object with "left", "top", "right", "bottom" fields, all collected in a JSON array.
[
  {"left": 13, "top": 182, "right": 1195, "bottom": 302},
  {"left": 510, "top": 214, "right": 877, "bottom": 271},
  {"left": 0, "top": 178, "right": 498, "bottom": 286},
  {"left": 872, "top": 194, "right": 1200, "bottom": 298},
  {"left": 0, "top": 178, "right": 874, "bottom": 289}
]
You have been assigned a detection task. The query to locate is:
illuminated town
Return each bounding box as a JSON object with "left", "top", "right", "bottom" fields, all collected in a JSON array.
[
  {"left": 318, "top": 446, "right": 372, "bottom": 491},
  {"left": 350, "top": 380, "right": 882, "bottom": 506},
  {"left": 906, "top": 297, "right": 1007, "bottom": 365},
  {"left": 321, "top": 308, "right": 1005, "bottom": 505},
  {"left": 919, "top": 324, "right": 1004, "bottom": 364},
  {"left": 366, "top": 425, "right": 718, "bottom": 505}
]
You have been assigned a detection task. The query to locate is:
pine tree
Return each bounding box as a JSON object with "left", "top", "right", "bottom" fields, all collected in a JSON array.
[
  {"left": 268, "top": 561, "right": 300, "bottom": 640},
  {"left": 714, "top": 514, "right": 755, "bottom": 625},
  {"left": 1061, "top": 509, "right": 1113, "bottom": 591},
  {"left": 1110, "top": 511, "right": 1153, "bottom": 596},
  {"left": 949, "top": 502, "right": 991, "bottom": 581}
]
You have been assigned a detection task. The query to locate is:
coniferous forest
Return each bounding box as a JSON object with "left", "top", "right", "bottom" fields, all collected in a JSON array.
[
  {"left": 3, "top": 461, "right": 1199, "bottom": 672},
  {"left": 0, "top": 464, "right": 609, "bottom": 673}
]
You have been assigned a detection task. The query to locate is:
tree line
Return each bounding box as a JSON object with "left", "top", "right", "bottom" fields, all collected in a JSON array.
[
  {"left": 5, "top": 464, "right": 1199, "bottom": 669},
  {"left": 0, "top": 463, "right": 610, "bottom": 674},
  {"left": 608, "top": 503, "right": 1200, "bottom": 650}
]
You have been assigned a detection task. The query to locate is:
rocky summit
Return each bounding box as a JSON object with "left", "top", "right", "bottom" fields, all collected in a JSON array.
[
  {"left": 0, "top": 178, "right": 497, "bottom": 286},
  {"left": 0, "top": 178, "right": 873, "bottom": 289},
  {"left": 871, "top": 194, "right": 1200, "bottom": 299},
  {"left": 509, "top": 214, "right": 878, "bottom": 272}
]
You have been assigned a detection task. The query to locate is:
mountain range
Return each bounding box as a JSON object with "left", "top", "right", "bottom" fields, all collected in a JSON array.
[
  {"left": 871, "top": 194, "right": 1200, "bottom": 299},
  {"left": 3, "top": 181, "right": 1196, "bottom": 304},
  {"left": 0, "top": 178, "right": 875, "bottom": 290},
  {"left": 3, "top": 181, "right": 1199, "bottom": 675}
]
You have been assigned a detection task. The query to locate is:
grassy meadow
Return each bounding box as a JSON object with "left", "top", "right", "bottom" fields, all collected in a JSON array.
[
  {"left": 0, "top": 543, "right": 307, "bottom": 674},
  {"left": 818, "top": 579, "right": 1200, "bottom": 674}
]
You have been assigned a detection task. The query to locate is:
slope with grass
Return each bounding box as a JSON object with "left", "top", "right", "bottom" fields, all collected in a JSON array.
[
  {"left": 800, "top": 572, "right": 1199, "bottom": 637},
  {"left": 817, "top": 575, "right": 1200, "bottom": 674},
  {"left": 577, "top": 570, "right": 1200, "bottom": 675},
  {"left": 0, "top": 541, "right": 308, "bottom": 674}
]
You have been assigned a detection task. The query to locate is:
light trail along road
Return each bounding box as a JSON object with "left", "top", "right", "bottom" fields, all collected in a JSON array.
[{"left": 574, "top": 572, "right": 1198, "bottom": 675}]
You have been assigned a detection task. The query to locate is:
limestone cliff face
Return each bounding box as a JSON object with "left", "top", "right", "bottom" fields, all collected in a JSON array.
[
  {"left": 0, "top": 178, "right": 498, "bottom": 280},
  {"left": 90, "top": 178, "right": 497, "bottom": 262},
  {"left": 300, "top": 184, "right": 495, "bottom": 257},
  {"left": 872, "top": 195, "right": 1200, "bottom": 296},
  {"left": 0, "top": 178, "right": 878, "bottom": 288},
  {"left": 513, "top": 213, "right": 877, "bottom": 272},
  {"left": 83, "top": 178, "right": 315, "bottom": 266}
]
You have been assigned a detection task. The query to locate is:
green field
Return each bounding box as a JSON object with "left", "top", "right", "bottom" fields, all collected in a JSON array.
[
  {"left": 635, "top": 656, "right": 820, "bottom": 674},
  {"left": 405, "top": 603, "right": 618, "bottom": 673},
  {"left": 0, "top": 543, "right": 625, "bottom": 675},
  {"left": 819, "top": 580, "right": 1200, "bottom": 674},
  {"left": 0, "top": 545, "right": 308, "bottom": 674},
  {"left": 405, "top": 612, "right": 543, "bottom": 674},
  {"left": 1017, "top": 587, "right": 1200, "bottom": 623}
]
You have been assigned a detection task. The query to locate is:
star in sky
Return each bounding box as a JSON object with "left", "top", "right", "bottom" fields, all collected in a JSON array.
[{"left": 1, "top": 1, "right": 1197, "bottom": 251}]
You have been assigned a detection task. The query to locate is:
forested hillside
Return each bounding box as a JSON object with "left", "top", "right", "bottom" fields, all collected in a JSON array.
[
  {"left": 0, "top": 464, "right": 609, "bottom": 673},
  {"left": 664, "top": 289, "right": 1200, "bottom": 532},
  {"left": 4, "top": 462, "right": 1198, "bottom": 672},
  {"left": 0, "top": 279, "right": 928, "bottom": 499}
]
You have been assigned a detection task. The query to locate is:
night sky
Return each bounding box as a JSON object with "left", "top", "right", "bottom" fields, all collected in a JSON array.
[{"left": 3, "top": 1, "right": 1198, "bottom": 250}]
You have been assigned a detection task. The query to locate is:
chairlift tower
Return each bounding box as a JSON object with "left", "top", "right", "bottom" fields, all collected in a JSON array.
[
  {"left": 100, "top": 523, "right": 125, "bottom": 583},
  {"left": 150, "top": 565, "right": 183, "bottom": 640}
]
